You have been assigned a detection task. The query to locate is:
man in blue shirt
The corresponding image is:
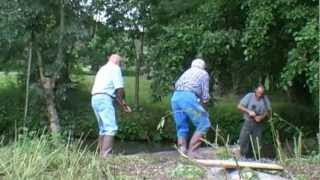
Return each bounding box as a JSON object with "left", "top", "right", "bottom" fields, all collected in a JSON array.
[
  {"left": 91, "top": 54, "right": 132, "bottom": 158},
  {"left": 237, "top": 85, "right": 271, "bottom": 158},
  {"left": 171, "top": 58, "right": 211, "bottom": 158}
]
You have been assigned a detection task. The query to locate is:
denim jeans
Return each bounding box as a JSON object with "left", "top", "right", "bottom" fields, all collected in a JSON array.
[
  {"left": 171, "top": 91, "right": 211, "bottom": 139},
  {"left": 91, "top": 94, "right": 117, "bottom": 136}
]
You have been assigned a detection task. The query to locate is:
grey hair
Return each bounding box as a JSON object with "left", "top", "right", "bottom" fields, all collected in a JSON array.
[{"left": 191, "top": 58, "right": 206, "bottom": 69}]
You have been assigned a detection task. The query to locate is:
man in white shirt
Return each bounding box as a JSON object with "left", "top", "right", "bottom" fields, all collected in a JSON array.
[{"left": 91, "top": 54, "right": 132, "bottom": 158}]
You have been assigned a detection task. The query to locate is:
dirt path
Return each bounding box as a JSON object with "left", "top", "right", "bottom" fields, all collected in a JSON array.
[{"left": 101, "top": 147, "right": 300, "bottom": 179}]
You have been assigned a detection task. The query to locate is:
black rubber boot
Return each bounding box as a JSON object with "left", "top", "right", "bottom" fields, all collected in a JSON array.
[
  {"left": 188, "top": 132, "right": 203, "bottom": 159},
  {"left": 177, "top": 138, "right": 188, "bottom": 154},
  {"left": 100, "top": 135, "right": 114, "bottom": 158}
]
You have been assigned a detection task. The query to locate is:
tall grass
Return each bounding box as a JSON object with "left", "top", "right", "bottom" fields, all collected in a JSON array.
[
  {"left": 0, "top": 132, "right": 120, "bottom": 179},
  {"left": 269, "top": 113, "right": 305, "bottom": 163}
]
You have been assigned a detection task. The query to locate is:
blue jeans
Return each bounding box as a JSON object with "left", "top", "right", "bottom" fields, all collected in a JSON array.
[
  {"left": 91, "top": 94, "right": 117, "bottom": 136},
  {"left": 171, "top": 91, "right": 211, "bottom": 139}
]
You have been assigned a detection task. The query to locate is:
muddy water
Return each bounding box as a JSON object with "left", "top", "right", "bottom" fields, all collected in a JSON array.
[
  {"left": 83, "top": 138, "right": 277, "bottom": 158},
  {"left": 113, "top": 141, "right": 175, "bottom": 154}
]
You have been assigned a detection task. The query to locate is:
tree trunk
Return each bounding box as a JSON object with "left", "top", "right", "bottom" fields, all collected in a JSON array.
[
  {"left": 36, "top": 50, "right": 61, "bottom": 133},
  {"left": 42, "top": 77, "right": 61, "bottom": 133},
  {"left": 134, "top": 30, "right": 144, "bottom": 108},
  {"left": 23, "top": 42, "right": 33, "bottom": 127},
  {"left": 32, "top": 0, "right": 65, "bottom": 134},
  {"left": 318, "top": 69, "right": 320, "bottom": 153}
]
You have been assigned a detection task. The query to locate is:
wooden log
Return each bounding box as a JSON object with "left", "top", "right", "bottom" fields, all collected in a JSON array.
[
  {"left": 176, "top": 148, "right": 284, "bottom": 171},
  {"left": 194, "top": 159, "right": 284, "bottom": 170}
]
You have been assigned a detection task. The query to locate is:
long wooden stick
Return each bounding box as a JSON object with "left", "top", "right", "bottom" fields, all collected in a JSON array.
[
  {"left": 194, "top": 159, "right": 284, "bottom": 170},
  {"left": 177, "top": 147, "right": 284, "bottom": 171}
]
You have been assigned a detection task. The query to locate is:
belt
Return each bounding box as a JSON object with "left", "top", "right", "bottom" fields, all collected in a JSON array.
[
  {"left": 175, "top": 87, "right": 192, "bottom": 92},
  {"left": 92, "top": 92, "right": 115, "bottom": 99},
  {"left": 175, "top": 88, "right": 200, "bottom": 98}
]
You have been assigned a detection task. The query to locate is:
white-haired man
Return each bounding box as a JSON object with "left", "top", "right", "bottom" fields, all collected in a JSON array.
[
  {"left": 91, "top": 54, "right": 132, "bottom": 158},
  {"left": 171, "top": 58, "right": 211, "bottom": 158}
]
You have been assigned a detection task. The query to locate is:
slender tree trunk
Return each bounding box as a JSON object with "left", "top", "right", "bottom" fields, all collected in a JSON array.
[
  {"left": 36, "top": 50, "right": 61, "bottom": 133},
  {"left": 23, "top": 42, "right": 33, "bottom": 127},
  {"left": 318, "top": 55, "right": 320, "bottom": 153},
  {"left": 34, "top": 0, "right": 64, "bottom": 134},
  {"left": 134, "top": 30, "right": 144, "bottom": 108}
]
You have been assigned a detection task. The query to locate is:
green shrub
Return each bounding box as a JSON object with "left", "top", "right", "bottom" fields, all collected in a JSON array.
[
  {"left": 208, "top": 102, "right": 243, "bottom": 144},
  {"left": 0, "top": 74, "right": 316, "bottom": 145},
  {"left": 169, "top": 163, "right": 205, "bottom": 179}
]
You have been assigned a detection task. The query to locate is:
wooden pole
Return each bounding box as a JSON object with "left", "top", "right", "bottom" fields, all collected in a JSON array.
[
  {"left": 194, "top": 159, "right": 284, "bottom": 171},
  {"left": 177, "top": 147, "right": 284, "bottom": 171}
]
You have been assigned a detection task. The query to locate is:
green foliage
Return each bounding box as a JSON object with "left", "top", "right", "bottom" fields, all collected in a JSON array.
[
  {"left": 142, "top": 0, "right": 318, "bottom": 102},
  {"left": 240, "top": 168, "right": 259, "bottom": 180},
  {"left": 117, "top": 120, "right": 145, "bottom": 141},
  {"left": 169, "top": 163, "right": 205, "bottom": 179},
  {"left": 281, "top": 19, "right": 319, "bottom": 96},
  {"left": 1, "top": 0, "right": 318, "bottom": 141},
  {"left": 209, "top": 102, "right": 243, "bottom": 143},
  {"left": 0, "top": 75, "right": 317, "bottom": 144}
]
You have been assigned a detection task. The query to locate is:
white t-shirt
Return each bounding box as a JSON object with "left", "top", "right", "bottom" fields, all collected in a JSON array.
[{"left": 91, "top": 62, "right": 124, "bottom": 97}]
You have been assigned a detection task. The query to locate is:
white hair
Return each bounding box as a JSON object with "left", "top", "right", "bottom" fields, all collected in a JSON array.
[{"left": 191, "top": 58, "right": 206, "bottom": 69}]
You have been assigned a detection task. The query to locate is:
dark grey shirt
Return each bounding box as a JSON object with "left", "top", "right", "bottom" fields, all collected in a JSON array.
[{"left": 239, "top": 92, "right": 271, "bottom": 121}]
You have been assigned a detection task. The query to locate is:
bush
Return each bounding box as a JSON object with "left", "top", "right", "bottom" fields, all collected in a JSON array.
[
  {"left": 0, "top": 74, "right": 316, "bottom": 144},
  {"left": 208, "top": 102, "right": 243, "bottom": 144}
]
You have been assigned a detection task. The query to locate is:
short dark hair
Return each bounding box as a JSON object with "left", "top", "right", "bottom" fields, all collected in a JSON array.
[{"left": 255, "top": 84, "right": 265, "bottom": 91}]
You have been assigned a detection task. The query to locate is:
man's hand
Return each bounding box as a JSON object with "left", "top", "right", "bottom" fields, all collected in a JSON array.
[
  {"left": 254, "top": 115, "right": 263, "bottom": 123},
  {"left": 247, "top": 110, "right": 256, "bottom": 117},
  {"left": 238, "top": 104, "right": 256, "bottom": 117},
  {"left": 202, "top": 101, "right": 209, "bottom": 111},
  {"left": 116, "top": 88, "right": 132, "bottom": 113},
  {"left": 255, "top": 111, "right": 269, "bottom": 122},
  {"left": 123, "top": 104, "right": 132, "bottom": 113}
]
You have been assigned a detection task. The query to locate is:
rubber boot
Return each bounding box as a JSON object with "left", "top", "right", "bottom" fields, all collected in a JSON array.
[
  {"left": 177, "top": 138, "right": 187, "bottom": 154},
  {"left": 98, "top": 135, "right": 103, "bottom": 157},
  {"left": 100, "top": 135, "right": 114, "bottom": 159},
  {"left": 188, "top": 132, "right": 203, "bottom": 158}
]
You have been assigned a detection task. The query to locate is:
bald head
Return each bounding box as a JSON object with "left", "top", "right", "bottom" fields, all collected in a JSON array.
[
  {"left": 108, "top": 54, "right": 122, "bottom": 65},
  {"left": 191, "top": 58, "right": 206, "bottom": 69}
]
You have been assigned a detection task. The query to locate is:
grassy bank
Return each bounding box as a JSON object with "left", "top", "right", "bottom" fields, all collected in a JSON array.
[
  {"left": 0, "top": 133, "right": 319, "bottom": 179},
  {"left": 0, "top": 134, "right": 206, "bottom": 179}
]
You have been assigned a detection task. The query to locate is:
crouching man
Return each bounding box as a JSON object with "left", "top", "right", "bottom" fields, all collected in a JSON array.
[
  {"left": 171, "top": 58, "right": 211, "bottom": 158},
  {"left": 237, "top": 85, "right": 271, "bottom": 159},
  {"left": 91, "top": 54, "right": 132, "bottom": 159}
]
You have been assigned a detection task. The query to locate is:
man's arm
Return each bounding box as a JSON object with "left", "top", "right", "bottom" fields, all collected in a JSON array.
[
  {"left": 112, "top": 66, "right": 131, "bottom": 112},
  {"left": 115, "top": 88, "right": 132, "bottom": 112},
  {"left": 201, "top": 73, "right": 210, "bottom": 110},
  {"left": 254, "top": 110, "right": 271, "bottom": 122},
  {"left": 237, "top": 104, "right": 256, "bottom": 117},
  {"left": 255, "top": 96, "right": 272, "bottom": 122}
]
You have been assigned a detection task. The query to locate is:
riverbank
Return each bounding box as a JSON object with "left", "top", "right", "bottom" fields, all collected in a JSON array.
[{"left": 0, "top": 135, "right": 319, "bottom": 179}]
